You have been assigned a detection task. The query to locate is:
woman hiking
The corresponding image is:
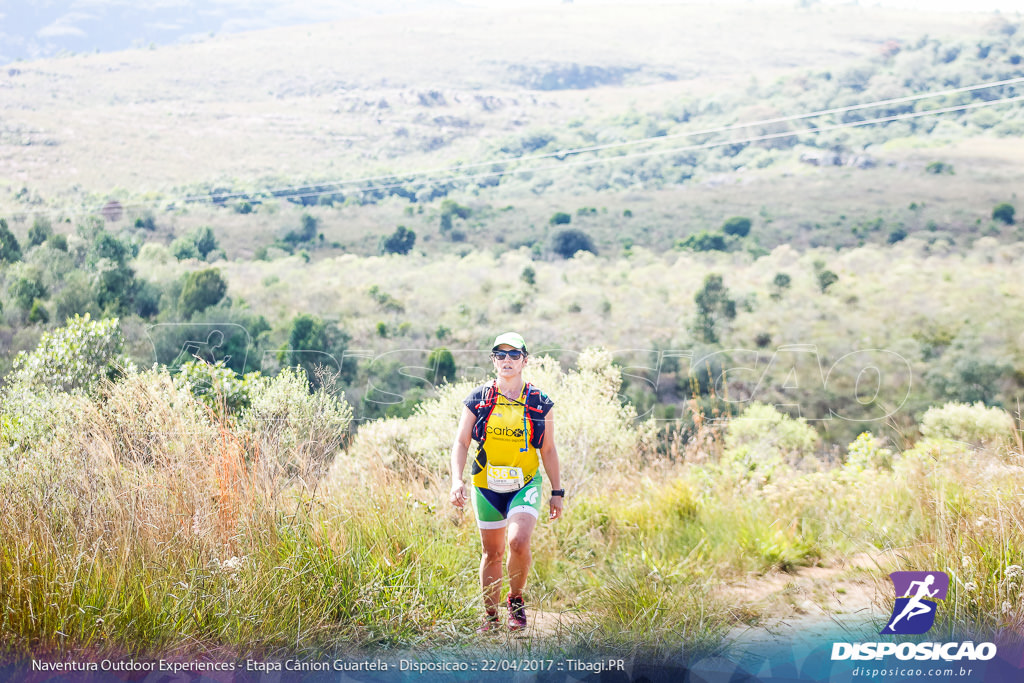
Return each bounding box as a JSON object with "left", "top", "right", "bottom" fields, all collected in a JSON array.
[{"left": 449, "top": 332, "right": 564, "bottom": 632}]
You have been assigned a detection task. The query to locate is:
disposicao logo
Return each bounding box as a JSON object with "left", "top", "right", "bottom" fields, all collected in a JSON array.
[
  {"left": 881, "top": 571, "right": 949, "bottom": 635},
  {"left": 831, "top": 570, "right": 997, "bottom": 663}
]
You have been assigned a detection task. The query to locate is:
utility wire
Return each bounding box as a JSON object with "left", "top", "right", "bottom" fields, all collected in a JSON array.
[
  {"left": 14, "top": 76, "right": 1024, "bottom": 218},
  {"left": 251, "top": 93, "right": 1024, "bottom": 203},
  {"left": 170, "top": 75, "right": 1024, "bottom": 205}
]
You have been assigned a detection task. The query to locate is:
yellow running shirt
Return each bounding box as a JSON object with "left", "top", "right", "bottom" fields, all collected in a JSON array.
[{"left": 469, "top": 387, "right": 541, "bottom": 490}]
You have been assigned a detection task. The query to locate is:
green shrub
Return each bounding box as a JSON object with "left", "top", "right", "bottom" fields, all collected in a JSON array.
[
  {"left": 48, "top": 234, "right": 68, "bottom": 252},
  {"left": 380, "top": 226, "right": 416, "bottom": 255},
  {"left": 925, "top": 161, "right": 954, "bottom": 175},
  {"left": 190, "top": 225, "right": 219, "bottom": 258},
  {"left": 817, "top": 269, "right": 839, "bottom": 292},
  {"left": 992, "top": 203, "right": 1015, "bottom": 225},
  {"left": 427, "top": 347, "right": 456, "bottom": 385},
  {"left": 549, "top": 211, "right": 572, "bottom": 226},
  {"left": 920, "top": 402, "right": 1015, "bottom": 449},
  {"left": 27, "top": 217, "right": 53, "bottom": 247},
  {"left": 677, "top": 231, "right": 727, "bottom": 252},
  {"left": 844, "top": 432, "right": 894, "bottom": 471},
  {"left": 173, "top": 359, "right": 265, "bottom": 415},
  {"left": 0, "top": 218, "right": 21, "bottom": 263},
  {"left": 722, "top": 216, "right": 752, "bottom": 237},
  {"left": 7, "top": 267, "right": 47, "bottom": 310},
  {"left": 693, "top": 274, "right": 736, "bottom": 344},
  {"left": 7, "top": 314, "right": 127, "bottom": 394},
  {"left": 551, "top": 228, "right": 597, "bottom": 258},
  {"left": 27, "top": 300, "right": 49, "bottom": 324},
  {"left": 179, "top": 268, "right": 227, "bottom": 318},
  {"left": 724, "top": 402, "right": 818, "bottom": 468},
  {"left": 239, "top": 368, "right": 353, "bottom": 486},
  {"left": 171, "top": 236, "right": 200, "bottom": 260}
]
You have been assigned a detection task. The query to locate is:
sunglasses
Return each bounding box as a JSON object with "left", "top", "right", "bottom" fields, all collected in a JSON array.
[{"left": 491, "top": 350, "right": 525, "bottom": 360}]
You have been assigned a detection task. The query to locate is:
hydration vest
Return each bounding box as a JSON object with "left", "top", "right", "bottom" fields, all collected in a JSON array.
[{"left": 468, "top": 381, "right": 551, "bottom": 452}]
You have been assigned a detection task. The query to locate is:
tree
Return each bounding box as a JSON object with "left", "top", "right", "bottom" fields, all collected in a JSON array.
[
  {"left": 993, "top": 203, "right": 1015, "bottom": 225},
  {"left": 551, "top": 228, "right": 597, "bottom": 258},
  {"left": 179, "top": 268, "right": 227, "bottom": 318},
  {"left": 284, "top": 214, "right": 318, "bottom": 244},
  {"left": 428, "top": 347, "right": 457, "bottom": 385},
  {"left": 381, "top": 226, "right": 416, "bottom": 255},
  {"left": 9, "top": 314, "right": 125, "bottom": 394},
  {"left": 8, "top": 270, "right": 47, "bottom": 310},
  {"left": 190, "top": 226, "right": 219, "bottom": 258},
  {"left": 171, "top": 237, "right": 200, "bottom": 260},
  {"left": 677, "top": 231, "right": 727, "bottom": 252},
  {"left": 0, "top": 218, "right": 22, "bottom": 264},
  {"left": 771, "top": 272, "right": 791, "bottom": 301},
  {"left": 817, "top": 269, "right": 839, "bottom": 293},
  {"left": 550, "top": 212, "right": 572, "bottom": 226},
  {"left": 722, "top": 216, "right": 752, "bottom": 237},
  {"left": 694, "top": 274, "right": 736, "bottom": 344},
  {"left": 27, "top": 217, "right": 53, "bottom": 247}
]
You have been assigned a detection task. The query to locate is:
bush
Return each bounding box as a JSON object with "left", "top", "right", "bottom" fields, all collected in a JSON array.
[
  {"left": 888, "top": 228, "right": 907, "bottom": 243},
  {"left": 239, "top": 368, "right": 353, "bottom": 485},
  {"left": 427, "top": 347, "right": 456, "bottom": 385},
  {"left": 0, "top": 218, "right": 21, "bottom": 263},
  {"left": 7, "top": 268, "right": 47, "bottom": 310},
  {"left": 844, "top": 432, "right": 894, "bottom": 471},
  {"left": 992, "top": 203, "right": 1015, "bottom": 225},
  {"left": 7, "top": 314, "right": 126, "bottom": 394},
  {"left": 551, "top": 228, "right": 597, "bottom": 258},
  {"left": 27, "top": 300, "right": 49, "bottom": 324},
  {"left": 925, "top": 161, "right": 954, "bottom": 175},
  {"left": 48, "top": 234, "right": 68, "bottom": 252},
  {"left": 550, "top": 212, "right": 572, "bottom": 226},
  {"left": 179, "top": 268, "right": 227, "bottom": 318},
  {"left": 27, "top": 217, "right": 53, "bottom": 247},
  {"left": 722, "top": 216, "right": 752, "bottom": 237},
  {"left": 920, "top": 402, "right": 1015, "bottom": 449},
  {"left": 171, "top": 237, "right": 200, "bottom": 260},
  {"left": 190, "top": 226, "right": 219, "bottom": 258},
  {"left": 677, "top": 231, "right": 727, "bottom": 252},
  {"left": 380, "top": 226, "right": 416, "bottom": 255},
  {"left": 174, "top": 359, "right": 265, "bottom": 416},
  {"left": 817, "top": 269, "right": 839, "bottom": 292},
  {"left": 694, "top": 274, "right": 736, "bottom": 344},
  {"left": 722, "top": 403, "right": 818, "bottom": 481}
]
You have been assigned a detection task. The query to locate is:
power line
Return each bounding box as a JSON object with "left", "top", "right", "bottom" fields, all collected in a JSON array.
[
  {"left": 169, "top": 75, "right": 1024, "bottom": 204},
  {"left": 13, "top": 76, "right": 1024, "bottom": 218},
  {"left": 257, "top": 93, "right": 1024, "bottom": 202}
]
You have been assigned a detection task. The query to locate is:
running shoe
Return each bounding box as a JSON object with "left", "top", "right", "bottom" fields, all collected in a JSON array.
[
  {"left": 477, "top": 611, "right": 500, "bottom": 634},
  {"left": 507, "top": 594, "right": 527, "bottom": 631}
]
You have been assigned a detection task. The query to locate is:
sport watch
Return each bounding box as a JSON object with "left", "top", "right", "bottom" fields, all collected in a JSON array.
[{"left": 550, "top": 489, "right": 565, "bottom": 497}]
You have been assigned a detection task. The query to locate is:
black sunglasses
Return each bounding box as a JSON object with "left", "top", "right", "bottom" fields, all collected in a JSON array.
[{"left": 491, "top": 350, "right": 525, "bottom": 360}]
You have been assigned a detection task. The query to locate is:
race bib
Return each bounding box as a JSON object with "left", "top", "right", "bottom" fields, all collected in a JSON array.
[{"left": 486, "top": 465, "right": 524, "bottom": 492}]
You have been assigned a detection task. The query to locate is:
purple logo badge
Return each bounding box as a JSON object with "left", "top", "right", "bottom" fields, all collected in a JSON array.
[{"left": 881, "top": 571, "right": 950, "bottom": 635}]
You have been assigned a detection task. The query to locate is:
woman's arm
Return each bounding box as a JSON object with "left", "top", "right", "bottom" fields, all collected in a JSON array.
[
  {"left": 449, "top": 406, "right": 476, "bottom": 508},
  {"left": 538, "top": 410, "right": 563, "bottom": 520}
]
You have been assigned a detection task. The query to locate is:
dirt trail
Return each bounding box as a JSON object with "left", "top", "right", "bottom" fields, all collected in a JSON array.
[
  {"left": 722, "top": 553, "right": 891, "bottom": 655},
  {"left": 506, "top": 554, "right": 892, "bottom": 649}
]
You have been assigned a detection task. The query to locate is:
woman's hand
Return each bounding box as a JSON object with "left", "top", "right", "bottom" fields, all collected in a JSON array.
[
  {"left": 549, "top": 495, "right": 564, "bottom": 520},
  {"left": 450, "top": 481, "right": 467, "bottom": 508}
]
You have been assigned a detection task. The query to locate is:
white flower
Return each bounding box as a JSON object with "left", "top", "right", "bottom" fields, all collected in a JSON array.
[
  {"left": 964, "top": 581, "right": 978, "bottom": 592},
  {"left": 1002, "top": 601, "right": 1013, "bottom": 614},
  {"left": 1006, "top": 565, "right": 1022, "bottom": 579}
]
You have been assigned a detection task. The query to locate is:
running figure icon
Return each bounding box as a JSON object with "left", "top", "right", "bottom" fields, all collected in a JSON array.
[
  {"left": 887, "top": 574, "right": 938, "bottom": 631},
  {"left": 881, "top": 571, "right": 949, "bottom": 635}
]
